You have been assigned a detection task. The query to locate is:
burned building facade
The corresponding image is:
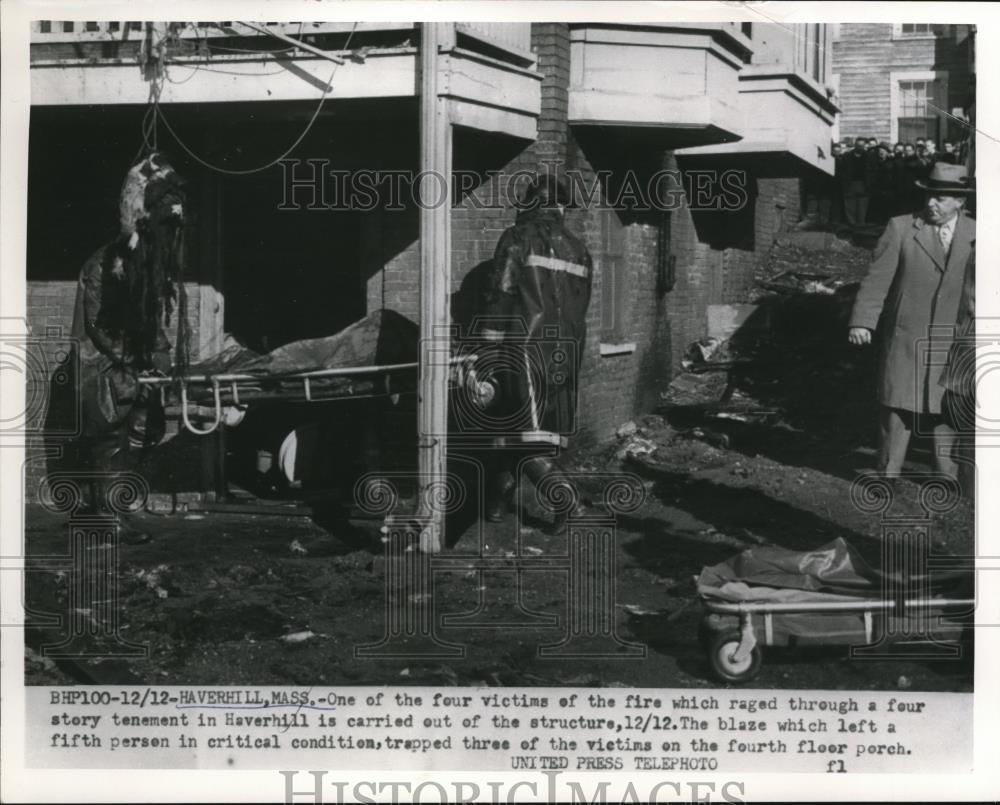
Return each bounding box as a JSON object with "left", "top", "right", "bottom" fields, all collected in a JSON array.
[{"left": 25, "top": 21, "right": 839, "bottom": 500}]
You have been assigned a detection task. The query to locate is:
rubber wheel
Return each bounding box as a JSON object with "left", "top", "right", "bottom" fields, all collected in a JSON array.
[{"left": 708, "top": 629, "right": 762, "bottom": 683}]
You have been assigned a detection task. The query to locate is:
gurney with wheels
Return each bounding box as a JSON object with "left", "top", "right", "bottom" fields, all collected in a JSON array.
[
  {"left": 696, "top": 538, "right": 973, "bottom": 683},
  {"left": 137, "top": 309, "right": 473, "bottom": 436}
]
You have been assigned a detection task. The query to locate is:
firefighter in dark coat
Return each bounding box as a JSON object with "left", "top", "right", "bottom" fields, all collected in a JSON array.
[
  {"left": 71, "top": 153, "right": 188, "bottom": 541},
  {"left": 471, "top": 173, "right": 593, "bottom": 530}
]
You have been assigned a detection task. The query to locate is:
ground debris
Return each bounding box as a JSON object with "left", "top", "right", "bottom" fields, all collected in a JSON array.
[
  {"left": 615, "top": 420, "right": 638, "bottom": 439},
  {"left": 686, "top": 427, "right": 730, "bottom": 450},
  {"left": 614, "top": 436, "right": 659, "bottom": 462},
  {"left": 560, "top": 673, "right": 602, "bottom": 686},
  {"left": 133, "top": 564, "right": 173, "bottom": 599},
  {"left": 682, "top": 337, "right": 729, "bottom": 369},
  {"left": 754, "top": 233, "right": 871, "bottom": 299},
  {"left": 25, "top": 646, "right": 57, "bottom": 673},
  {"left": 696, "top": 527, "right": 752, "bottom": 550},
  {"left": 617, "top": 603, "right": 663, "bottom": 617},
  {"left": 280, "top": 630, "right": 316, "bottom": 644},
  {"left": 661, "top": 371, "right": 730, "bottom": 406}
]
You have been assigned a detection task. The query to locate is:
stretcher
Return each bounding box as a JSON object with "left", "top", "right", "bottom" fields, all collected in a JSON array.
[
  {"left": 139, "top": 360, "right": 426, "bottom": 435},
  {"left": 696, "top": 538, "right": 973, "bottom": 683},
  {"left": 136, "top": 309, "right": 476, "bottom": 436}
]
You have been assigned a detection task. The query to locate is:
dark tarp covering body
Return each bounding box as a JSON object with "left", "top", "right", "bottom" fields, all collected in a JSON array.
[
  {"left": 697, "top": 537, "right": 880, "bottom": 601},
  {"left": 183, "top": 309, "right": 420, "bottom": 404},
  {"left": 190, "top": 308, "right": 419, "bottom": 377},
  {"left": 697, "top": 538, "right": 972, "bottom": 646}
]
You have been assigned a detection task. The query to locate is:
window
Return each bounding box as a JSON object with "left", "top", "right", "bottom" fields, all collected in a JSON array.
[
  {"left": 894, "top": 23, "right": 944, "bottom": 38},
  {"left": 890, "top": 71, "right": 948, "bottom": 145},
  {"left": 811, "top": 23, "right": 823, "bottom": 82},
  {"left": 898, "top": 79, "right": 941, "bottom": 143},
  {"left": 900, "top": 80, "right": 933, "bottom": 116},
  {"left": 740, "top": 22, "right": 752, "bottom": 38},
  {"left": 599, "top": 210, "right": 628, "bottom": 343}
]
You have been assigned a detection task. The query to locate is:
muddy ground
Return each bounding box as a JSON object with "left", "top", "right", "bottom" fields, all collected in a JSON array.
[{"left": 24, "top": 231, "right": 975, "bottom": 692}]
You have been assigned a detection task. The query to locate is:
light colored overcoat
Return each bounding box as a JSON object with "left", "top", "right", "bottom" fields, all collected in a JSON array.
[{"left": 850, "top": 211, "right": 975, "bottom": 413}]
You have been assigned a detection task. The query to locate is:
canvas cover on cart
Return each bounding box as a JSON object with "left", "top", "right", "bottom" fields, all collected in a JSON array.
[
  {"left": 178, "top": 309, "right": 421, "bottom": 405},
  {"left": 697, "top": 537, "right": 971, "bottom": 605},
  {"left": 697, "top": 537, "right": 881, "bottom": 604},
  {"left": 188, "top": 308, "right": 419, "bottom": 377}
]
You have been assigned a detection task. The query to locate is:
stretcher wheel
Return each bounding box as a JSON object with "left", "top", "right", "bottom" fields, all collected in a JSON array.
[{"left": 708, "top": 629, "right": 762, "bottom": 683}]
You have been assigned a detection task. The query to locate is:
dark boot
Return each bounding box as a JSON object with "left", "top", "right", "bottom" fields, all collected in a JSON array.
[
  {"left": 486, "top": 469, "right": 516, "bottom": 523},
  {"left": 522, "top": 455, "right": 587, "bottom": 534},
  {"left": 92, "top": 440, "right": 151, "bottom": 546}
]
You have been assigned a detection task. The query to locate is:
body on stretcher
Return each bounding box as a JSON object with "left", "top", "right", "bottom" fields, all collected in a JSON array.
[
  {"left": 138, "top": 355, "right": 480, "bottom": 436},
  {"left": 695, "top": 538, "right": 974, "bottom": 683},
  {"left": 699, "top": 593, "right": 973, "bottom": 683},
  {"left": 136, "top": 307, "right": 485, "bottom": 436}
]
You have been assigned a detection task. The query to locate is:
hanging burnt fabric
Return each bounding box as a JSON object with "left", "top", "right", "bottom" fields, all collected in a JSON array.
[
  {"left": 71, "top": 151, "right": 189, "bottom": 439},
  {"left": 117, "top": 151, "right": 191, "bottom": 376}
]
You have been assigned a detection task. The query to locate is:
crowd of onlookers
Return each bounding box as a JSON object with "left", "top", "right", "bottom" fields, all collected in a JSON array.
[{"left": 830, "top": 135, "right": 968, "bottom": 227}]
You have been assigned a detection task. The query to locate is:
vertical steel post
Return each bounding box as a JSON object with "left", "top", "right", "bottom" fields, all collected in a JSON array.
[{"left": 417, "top": 23, "right": 453, "bottom": 552}]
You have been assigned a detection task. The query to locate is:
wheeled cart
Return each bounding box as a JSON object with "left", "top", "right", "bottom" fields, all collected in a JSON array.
[{"left": 696, "top": 538, "right": 973, "bottom": 683}]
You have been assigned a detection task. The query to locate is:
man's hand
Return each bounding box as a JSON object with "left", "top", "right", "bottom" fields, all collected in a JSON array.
[
  {"left": 150, "top": 352, "right": 172, "bottom": 375},
  {"left": 848, "top": 327, "right": 873, "bottom": 346},
  {"left": 465, "top": 368, "right": 496, "bottom": 408}
]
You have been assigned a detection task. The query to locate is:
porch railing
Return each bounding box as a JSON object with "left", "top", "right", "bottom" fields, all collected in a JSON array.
[{"left": 29, "top": 21, "right": 534, "bottom": 61}]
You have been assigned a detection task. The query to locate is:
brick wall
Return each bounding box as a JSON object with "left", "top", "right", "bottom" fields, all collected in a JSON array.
[
  {"left": 25, "top": 22, "right": 811, "bottom": 494},
  {"left": 23, "top": 276, "right": 208, "bottom": 492},
  {"left": 661, "top": 168, "right": 800, "bottom": 375}
]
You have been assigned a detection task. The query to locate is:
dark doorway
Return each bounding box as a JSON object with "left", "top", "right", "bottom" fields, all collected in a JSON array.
[{"left": 221, "top": 169, "right": 364, "bottom": 352}]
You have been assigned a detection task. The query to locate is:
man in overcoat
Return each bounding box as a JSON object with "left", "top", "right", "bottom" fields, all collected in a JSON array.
[{"left": 848, "top": 163, "right": 975, "bottom": 480}]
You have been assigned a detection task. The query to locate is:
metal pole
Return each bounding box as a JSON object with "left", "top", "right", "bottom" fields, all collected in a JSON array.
[
  {"left": 417, "top": 22, "right": 453, "bottom": 553},
  {"left": 236, "top": 22, "right": 346, "bottom": 64}
]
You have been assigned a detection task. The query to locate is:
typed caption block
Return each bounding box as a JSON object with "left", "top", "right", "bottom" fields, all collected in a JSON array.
[{"left": 28, "top": 686, "right": 972, "bottom": 773}]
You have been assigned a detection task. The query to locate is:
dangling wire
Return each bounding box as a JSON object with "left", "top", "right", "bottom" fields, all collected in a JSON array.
[{"left": 152, "top": 21, "right": 358, "bottom": 176}]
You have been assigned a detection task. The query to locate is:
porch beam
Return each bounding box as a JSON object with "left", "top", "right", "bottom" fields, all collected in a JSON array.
[{"left": 416, "top": 22, "right": 453, "bottom": 553}]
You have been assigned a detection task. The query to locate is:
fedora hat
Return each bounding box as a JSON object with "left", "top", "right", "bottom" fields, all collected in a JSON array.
[{"left": 915, "top": 163, "right": 975, "bottom": 194}]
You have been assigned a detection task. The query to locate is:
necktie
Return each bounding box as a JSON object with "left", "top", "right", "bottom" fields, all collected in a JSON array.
[{"left": 938, "top": 223, "right": 953, "bottom": 253}]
